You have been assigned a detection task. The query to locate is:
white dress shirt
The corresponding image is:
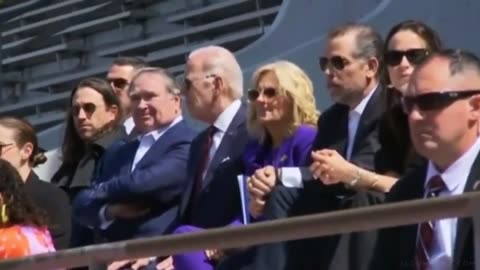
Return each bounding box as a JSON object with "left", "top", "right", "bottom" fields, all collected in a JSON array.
[
  {"left": 202, "top": 99, "right": 242, "bottom": 181},
  {"left": 123, "top": 116, "right": 135, "bottom": 135},
  {"left": 99, "top": 115, "right": 183, "bottom": 229},
  {"left": 280, "top": 86, "right": 377, "bottom": 188},
  {"left": 422, "top": 137, "right": 480, "bottom": 270}
]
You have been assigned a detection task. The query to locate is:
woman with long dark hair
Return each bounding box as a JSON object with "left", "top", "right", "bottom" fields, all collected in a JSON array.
[{"left": 51, "top": 77, "right": 124, "bottom": 248}]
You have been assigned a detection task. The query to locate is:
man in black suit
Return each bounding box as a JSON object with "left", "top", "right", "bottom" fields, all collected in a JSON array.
[
  {"left": 218, "top": 23, "right": 386, "bottom": 270},
  {"left": 370, "top": 49, "right": 480, "bottom": 270},
  {"left": 125, "top": 45, "right": 248, "bottom": 270}
]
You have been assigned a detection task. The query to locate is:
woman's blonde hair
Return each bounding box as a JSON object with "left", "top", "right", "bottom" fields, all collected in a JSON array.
[{"left": 247, "top": 61, "right": 320, "bottom": 141}]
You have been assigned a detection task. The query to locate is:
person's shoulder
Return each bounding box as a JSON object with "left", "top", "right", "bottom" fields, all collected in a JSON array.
[
  {"left": 32, "top": 178, "right": 69, "bottom": 203},
  {"left": 293, "top": 124, "right": 317, "bottom": 141}
]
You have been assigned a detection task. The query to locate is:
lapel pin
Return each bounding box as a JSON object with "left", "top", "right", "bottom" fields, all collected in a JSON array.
[
  {"left": 280, "top": 155, "right": 287, "bottom": 164},
  {"left": 221, "top": 157, "right": 230, "bottom": 163}
]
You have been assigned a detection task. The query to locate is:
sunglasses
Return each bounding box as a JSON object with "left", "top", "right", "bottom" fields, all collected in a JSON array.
[
  {"left": 319, "top": 55, "right": 350, "bottom": 71},
  {"left": 385, "top": 49, "right": 429, "bottom": 66},
  {"left": 401, "top": 90, "right": 480, "bottom": 114},
  {"left": 72, "top": 103, "right": 98, "bottom": 117},
  {"left": 108, "top": 78, "right": 129, "bottom": 90},
  {"left": 247, "top": 87, "right": 277, "bottom": 101}
]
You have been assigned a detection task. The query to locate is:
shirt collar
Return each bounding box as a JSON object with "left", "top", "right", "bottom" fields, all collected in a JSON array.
[
  {"left": 212, "top": 99, "right": 242, "bottom": 132},
  {"left": 123, "top": 117, "right": 135, "bottom": 135},
  {"left": 138, "top": 115, "right": 183, "bottom": 141},
  {"left": 425, "top": 136, "right": 480, "bottom": 192},
  {"left": 350, "top": 85, "right": 378, "bottom": 117}
]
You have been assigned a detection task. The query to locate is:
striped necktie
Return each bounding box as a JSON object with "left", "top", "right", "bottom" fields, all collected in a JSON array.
[{"left": 415, "top": 175, "right": 446, "bottom": 270}]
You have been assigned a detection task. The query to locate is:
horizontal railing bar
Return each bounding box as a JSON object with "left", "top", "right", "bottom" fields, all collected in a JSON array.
[{"left": 1, "top": 192, "right": 479, "bottom": 270}]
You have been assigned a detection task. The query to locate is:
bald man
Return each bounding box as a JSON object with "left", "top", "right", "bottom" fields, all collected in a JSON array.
[{"left": 371, "top": 49, "right": 480, "bottom": 270}]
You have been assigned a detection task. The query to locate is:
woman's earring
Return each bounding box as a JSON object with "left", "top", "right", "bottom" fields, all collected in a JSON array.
[{"left": 1, "top": 204, "right": 9, "bottom": 224}]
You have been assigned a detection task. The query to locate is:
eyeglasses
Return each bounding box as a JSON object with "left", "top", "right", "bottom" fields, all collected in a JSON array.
[
  {"left": 385, "top": 49, "right": 429, "bottom": 66},
  {"left": 247, "top": 87, "right": 277, "bottom": 101},
  {"left": 319, "top": 55, "right": 350, "bottom": 71},
  {"left": 108, "top": 78, "right": 129, "bottom": 90},
  {"left": 0, "top": 143, "right": 13, "bottom": 156},
  {"left": 401, "top": 90, "right": 480, "bottom": 114},
  {"left": 72, "top": 103, "right": 99, "bottom": 117}
]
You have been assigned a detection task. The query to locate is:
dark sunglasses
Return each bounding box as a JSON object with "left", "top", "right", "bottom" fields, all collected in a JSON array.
[
  {"left": 108, "top": 78, "right": 129, "bottom": 90},
  {"left": 319, "top": 55, "right": 350, "bottom": 71},
  {"left": 385, "top": 49, "right": 429, "bottom": 66},
  {"left": 247, "top": 87, "right": 277, "bottom": 101},
  {"left": 72, "top": 103, "right": 98, "bottom": 117},
  {"left": 401, "top": 90, "right": 480, "bottom": 114}
]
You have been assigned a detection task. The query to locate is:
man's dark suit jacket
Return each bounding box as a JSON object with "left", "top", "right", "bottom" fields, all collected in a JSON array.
[
  {"left": 370, "top": 154, "right": 480, "bottom": 270},
  {"left": 72, "top": 120, "right": 196, "bottom": 241},
  {"left": 217, "top": 88, "right": 387, "bottom": 270},
  {"left": 177, "top": 104, "right": 247, "bottom": 229},
  {"left": 24, "top": 172, "right": 71, "bottom": 249}
]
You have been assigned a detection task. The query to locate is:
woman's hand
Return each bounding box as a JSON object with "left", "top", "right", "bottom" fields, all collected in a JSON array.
[{"left": 310, "top": 149, "right": 357, "bottom": 185}]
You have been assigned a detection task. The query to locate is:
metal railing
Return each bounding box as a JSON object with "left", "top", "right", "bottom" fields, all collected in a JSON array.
[{"left": 1, "top": 192, "right": 480, "bottom": 270}]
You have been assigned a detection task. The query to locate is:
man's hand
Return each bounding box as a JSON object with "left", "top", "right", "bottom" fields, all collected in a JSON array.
[
  {"left": 105, "top": 202, "right": 151, "bottom": 220},
  {"left": 156, "top": 256, "right": 174, "bottom": 270},
  {"left": 247, "top": 166, "right": 278, "bottom": 198}
]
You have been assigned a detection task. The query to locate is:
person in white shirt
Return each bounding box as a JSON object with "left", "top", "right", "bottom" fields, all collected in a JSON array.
[{"left": 371, "top": 49, "right": 480, "bottom": 270}]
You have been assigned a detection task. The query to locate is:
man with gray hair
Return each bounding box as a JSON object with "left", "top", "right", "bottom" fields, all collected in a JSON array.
[
  {"left": 371, "top": 49, "right": 480, "bottom": 270},
  {"left": 72, "top": 67, "right": 196, "bottom": 252}
]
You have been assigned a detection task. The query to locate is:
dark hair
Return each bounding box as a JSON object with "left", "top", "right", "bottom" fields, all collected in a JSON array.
[
  {"left": 0, "top": 159, "right": 47, "bottom": 227},
  {"left": 111, "top": 56, "right": 148, "bottom": 70},
  {"left": 328, "top": 22, "right": 384, "bottom": 78},
  {"left": 383, "top": 20, "right": 443, "bottom": 88},
  {"left": 0, "top": 117, "right": 46, "bottom": 167},
  {"left": 384, "top": 20, "right": 442, "bottom": 53},
  {"left": 61, "top": 77, "right": 121, "bottom": 166}
]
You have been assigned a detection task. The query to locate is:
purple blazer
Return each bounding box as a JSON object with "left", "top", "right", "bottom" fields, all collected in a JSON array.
[{"left": 243, "top": 124, "right": 317, "bottom": 176}]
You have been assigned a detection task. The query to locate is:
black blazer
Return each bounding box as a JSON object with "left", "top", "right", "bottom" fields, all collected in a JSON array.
[
  {"left": 178, "top": 104, "right": 248, "bottom": 228},
  {"left": 23, "top": 172, "right": 71, "bottom": 249},
  {"left": 370, "top": 153, "right": 480, "bottom": 270}
]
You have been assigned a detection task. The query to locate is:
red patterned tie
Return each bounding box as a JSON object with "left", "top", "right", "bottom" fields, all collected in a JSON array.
[
  {"left": 193, "top": 125, "right": 217, "bottom": 200},
  {"left": 415, "top": 175, "right": 446, "bottom": 270}
]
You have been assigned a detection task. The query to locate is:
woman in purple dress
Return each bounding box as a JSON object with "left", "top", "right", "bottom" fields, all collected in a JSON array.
[{"left": 171, "top": 60, "right": 320, "bottom": 270}]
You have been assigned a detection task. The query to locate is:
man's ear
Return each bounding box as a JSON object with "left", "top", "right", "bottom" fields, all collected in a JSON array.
[
  {"left": 469, "top": 95, "right": 480, "bottom": 120},
  {"left": 20, "top": 142, "right": 33, "bottom": 162},
  {"left": 365, "top": 57, "right": 380, "bottom": 79}
]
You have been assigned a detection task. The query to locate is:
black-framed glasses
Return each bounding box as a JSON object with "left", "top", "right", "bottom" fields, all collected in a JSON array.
[
  {"left": 319, "top": 55, "right": 350, "bottom": 71},
  {"left": 72, "top": 103, "right": 98, "bottom": 117},
  {"left": 401, "top": 90, "right": 480, "bottom": 113},
  {"left": 385, "top": 49, "right": 429, "bottom": 66},
  {"left": 247, "top": 87, "right": 277, "bottom": 101},
  {"left": 108, "top": 78, "right": 129, "bottom": 90}
]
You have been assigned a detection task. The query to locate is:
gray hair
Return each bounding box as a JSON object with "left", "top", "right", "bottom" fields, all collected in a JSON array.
[
  {"left": 129, "top": 67, "right": 181, "bottom": 95},
  {"left": 188, "top": 46, "right": 244, "bottom": 99},
  {"left": 420, "top": 49, "right": 480, "bottom": 76}
]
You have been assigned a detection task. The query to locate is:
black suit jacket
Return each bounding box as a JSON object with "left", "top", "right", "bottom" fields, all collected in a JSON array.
[
  {"left": 24, "top": 172, "right": 71, "bottom": 249},
  {"left": 370, "top": 153, "right": 480, "bottom": 270},
  {"left": 178, "top": 104, "right": 248, "bottom": 228}
]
